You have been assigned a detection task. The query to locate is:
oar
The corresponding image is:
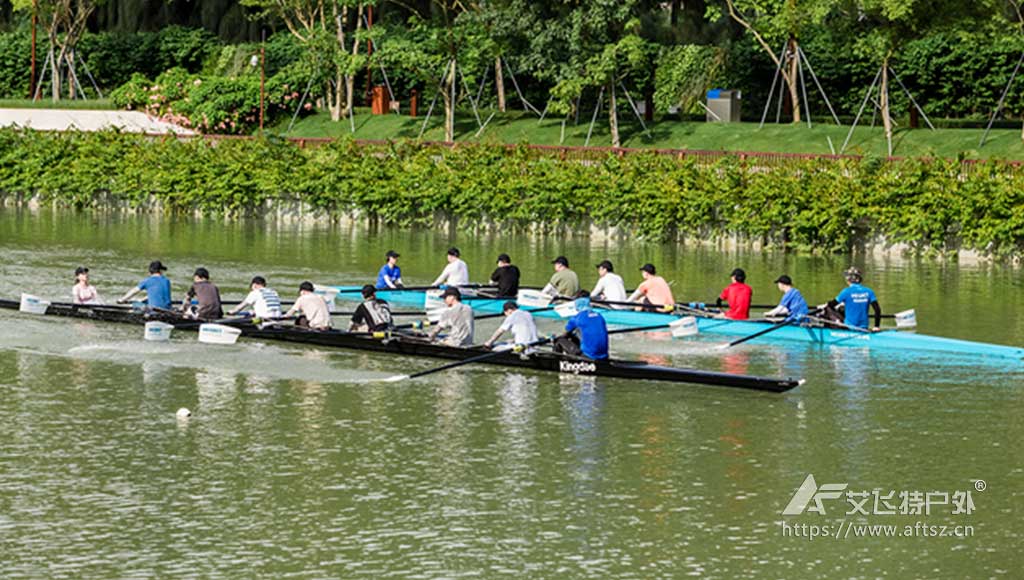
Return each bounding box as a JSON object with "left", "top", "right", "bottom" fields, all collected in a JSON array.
[
  {"left": 718, "top": 308, "right": 824, "bottom": 349},
  {"left": 379, "top": 337, "right": 554, "bottom": 382},
  {"left": 718, "top": 301, "right": 902, "bottom": 319},
  {"left": 395, "top": 304, "right": 559, "bottom": 330},
  {"left": 335, "top": 283, "right": 498, "bottom": 294}
]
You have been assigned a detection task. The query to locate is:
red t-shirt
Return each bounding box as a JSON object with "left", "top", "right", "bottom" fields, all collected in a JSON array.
[{"left": 719, "top": 282, "right": 752, "bottom": 320}]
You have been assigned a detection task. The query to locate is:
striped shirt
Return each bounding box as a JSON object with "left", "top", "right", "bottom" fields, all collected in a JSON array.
[{"left": 244, "top": 287, "right": 282, "bottom": 318}]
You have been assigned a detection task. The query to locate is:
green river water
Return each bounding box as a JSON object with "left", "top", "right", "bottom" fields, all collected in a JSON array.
[{"left": 0, "top": 209, "right": 1021, "bottom": 579}]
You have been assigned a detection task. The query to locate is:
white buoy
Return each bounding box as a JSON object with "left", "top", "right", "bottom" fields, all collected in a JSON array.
[{"left": 176, "top": 407, "right": 191, "bottom": 419}]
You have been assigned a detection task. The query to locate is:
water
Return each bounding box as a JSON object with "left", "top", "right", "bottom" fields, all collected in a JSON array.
[{"left": 0, "top": 209, "right": 1020, "bottom": 578}]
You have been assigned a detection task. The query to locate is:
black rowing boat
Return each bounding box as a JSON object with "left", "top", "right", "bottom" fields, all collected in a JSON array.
[{"left": 0, "top": 299, "right": 803, "bottom": 393}]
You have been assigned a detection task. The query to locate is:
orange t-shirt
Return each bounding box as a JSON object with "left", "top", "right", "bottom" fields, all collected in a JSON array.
[{"left": 637, "top": 276, "right": 675, "bottom": 308}]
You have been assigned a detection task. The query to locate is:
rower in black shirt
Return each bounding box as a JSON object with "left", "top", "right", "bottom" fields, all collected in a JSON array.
[
  {"left": 490, "top": 253, "right": 521, "bottom": 298},
  {"left": 350, "top": 285, "right": 393, "bottom": 332}
]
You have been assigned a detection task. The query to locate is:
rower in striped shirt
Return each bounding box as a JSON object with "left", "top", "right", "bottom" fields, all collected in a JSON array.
[{"left": 228, "top": 276, "right": 283, "bottom": 320}]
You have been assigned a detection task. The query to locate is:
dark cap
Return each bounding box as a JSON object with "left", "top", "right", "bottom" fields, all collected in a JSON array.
[
  {"left": 148, "top": 260, "right": 167, "bottom": 273},
  {"left": 193, "top": 267, "right": 210, "bottom": 280},
  {"left": 74, "top": 266, "right": 89, "bottom": 276},
  {"left": 774, "top": 274, "right": 793, "bottom": 285},
  {"left": 447, "top": 247, "right": 461, "bottom": 257},
  {"left": 442, "top": 286, "right": 462, "bottom": 299},
  {"left": 552, "top": 256, "right": 569, "bottom": 267},
  {"left": 596, "top": 260, "right": 614, "bottom": 272},
  {"left": 640, "top": 263, "right": 656, "bottom": 274},
  {"left": 299, "top": 281, "right": 315, "bottom": 293},
  {"left": 497, "top": 253, "right": 511, "bottom": 264},
  {"left": 844, "top": 267, "right": 863, "bottom": 282},
  {"left": 361, "top": 284, "right": 376, "bottom": 298},
  {"left": 574, "top": 289, "right": 590, "bottom": 299},
  {"left": 250, "top": 275, "right": 267, "bottom": 286},
  {"left": 731, "top": 268, "right": 746, "bottom": 282},
  {"left": 385, "top": 250, "right": 400, "bottom": 259},
  {"left": 502, "top": 300, "right": 518, "bottom": 312}
]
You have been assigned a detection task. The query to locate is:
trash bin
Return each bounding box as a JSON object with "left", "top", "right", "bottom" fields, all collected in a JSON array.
[{"left": 706, "top": 89, "right": 741, "bottom": 123}]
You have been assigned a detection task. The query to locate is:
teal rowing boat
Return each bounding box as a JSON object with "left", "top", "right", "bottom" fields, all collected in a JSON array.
[{"left": 331, "top": 285, "right": 1024, "bottom": 361}]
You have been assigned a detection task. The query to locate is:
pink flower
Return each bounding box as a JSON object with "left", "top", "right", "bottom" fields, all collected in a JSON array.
[{"left": 303, "top": 102, "right": 312, "bottom": 110}]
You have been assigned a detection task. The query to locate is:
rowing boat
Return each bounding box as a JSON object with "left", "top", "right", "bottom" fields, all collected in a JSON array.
[
  {"left": 0, "top": 298, "right": 802, "bottom": 393},
  {"left": 332, "top": 286, "right": 1024, "bottom": 361}
]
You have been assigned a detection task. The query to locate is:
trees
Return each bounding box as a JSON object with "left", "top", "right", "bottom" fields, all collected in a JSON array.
[{"left": 14, "top": 0, "right": 105, "bottom": 101}]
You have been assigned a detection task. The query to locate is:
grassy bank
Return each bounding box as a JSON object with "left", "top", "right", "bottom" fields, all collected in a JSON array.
[
  {"left": 272, "top": 109, "right": 1024, "bottom": 161},
  {"left": 0, "top": 99, "right": 116, "bottom": 110}
]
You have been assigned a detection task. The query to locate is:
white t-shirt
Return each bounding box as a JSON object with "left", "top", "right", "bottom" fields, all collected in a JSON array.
[
  {"left": 432, "top": 259, "right": 470, "bottom": 287},
  {"left": 244, "top": 287, "right": 282, "bottom": 318},
  {"left": 591, "top": 272, "right": 627, "bottom": 303},
  {"left": 499, "top": 309, "right": 539, "bottom": 345}
]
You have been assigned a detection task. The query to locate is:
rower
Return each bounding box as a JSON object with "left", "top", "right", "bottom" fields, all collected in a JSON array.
[
  {"left": 590, "top": 260, "right": 627, "bottom": 305},
  {"left": 285, "top": 281, "right": 333, "bottom": 330},
  {"left": 716, "top": 268, "right": 752, "bottom": 320},
  {"left": 228, "top": 276, "right": 282, "bottom": 320},
  {"left": 375, "top": 250, "right": 404, "bottom": 289},
  {"left": 350, "top": 285, "right": 393, "bottom": 332},
  {"left": 427, "top": 287, "right": 474, "bottom": 346},
  {"left": 431, "top": 247, "right": 470, "bottom": 289},
  {"left": 763, "top": 275, "right": 808, "bottom": 321},
  {"left": 627, "top": 263, "right": 674, "bottom": 312},
  {"left": 483, "top": 301, "right": 538, "bottom": 351},
  {"left": 117, "top": 260, "right": 172, "bottom": 310},
  {"left": 182, "top": 267, "right": 223, "bottom": 320},
  {"left": 557, "top": 292, "right": 609, "bottom": 360},
  {"left": 489, "top": 253, "right": 520, "bottom": 298},
  {"left": 72, "top": 266, "right": 102, "bottom": 305},
  {"left": 825, "top": 267, "right": 881, "bottom": 331},
  {"left": 542, "top": 256, "right": 580, "bottom": 297}
]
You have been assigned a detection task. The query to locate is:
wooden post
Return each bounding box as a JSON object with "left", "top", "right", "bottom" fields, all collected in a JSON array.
[
  {"left": 30, "top": 0, "right": 37, "bottom": 100},
  {"left": 410, "top": 90, "right": 418, "bottom": 117}
]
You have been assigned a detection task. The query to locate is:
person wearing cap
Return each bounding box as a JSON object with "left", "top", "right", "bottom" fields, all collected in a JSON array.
[
  {"left": 489, "top": 253, "right": 520, "bottom": 298},
  {"left": 764, "top": 275, "right": 808, "bottom": 321},
  {"left": 590, "top": 260, "right": 627, "bottom": 305},
  {"left": 627, "top": 264, "right": 675, "bottom": 311},
  {"left": 285, "top": 281, "right": 333, "bottom": 330},
  {"left": 716, "top": 268, "right": 753, "bottom": 320},
  {"left": 560, "top": 292, "right": 609, "bottom": 360},
  {"left": 542, "top": 256, "right": 580, "bottom": 297},
  {"left": 375, "top": 250, "right": 404, "bottom": 290},
  {"left": 825, "top": 267, "right": 881, "bottom": 331},
  {"left": 228, "top": 276, "right": 282, "bottom": 319},
  {"left": 182, "top": 267, "right": 223, "bottom": 320},
  {"left": 350, "top": 285, "right": 393, "bottom": 332},
  {"left": 432, "top": 247, "right": 470, "bottom": 288},
  {"left": 483, "top": 301, "right": 538, "bottom": 351},
  {"left": 72, "top": 266, "right": 102, "bottom": 305},
  {"left": 117, "top": 260, "right": 172, "bottom": 310},
  {"left": 427, "top": 287, "right": 474, "bottom": 346}
]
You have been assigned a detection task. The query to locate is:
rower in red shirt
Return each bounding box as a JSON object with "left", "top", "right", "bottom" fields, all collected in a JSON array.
[{"left": 717, "top": 268, "right": 753, "bottom": 320}]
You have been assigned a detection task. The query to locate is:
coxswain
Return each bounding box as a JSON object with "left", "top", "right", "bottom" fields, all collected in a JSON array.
[
  {"left": 350, "top": 285, "right": 393, "bottom": 332},
  {"left": 542, "top": 256, "right": 580, "bottom": 297},
  {"left": 825, "top": 267, "right": 881, "bottom": 331},
  {"left": 557, "top": 292, "right": 609, "bottom": 360},
  {"left": 117, "top": 260, "right": 172, "bottom": 310},
  {"left": 228, "top": 276, "right": 282, "bottom": 319},
  {"left": 627, "top": 264, "right": 675, "bottom": 311},
  {"left": 489, "top": 253, "right": 520, "bottom": 298},
  {"left": 590, "top": 260, "right": 627, "bottom": 305},
  {"left": 285, "top": 281, "right": 333, "bottom": 330},
  {"left": 483, "top": 301, "right": 539, "bottom": 350},
  {"left": 182, "top": 267, "right": 223, "bottom": 320},
  {"left": 427, "top": 287, "right": 474, "bottom": 346},
  {"left": 716, "top": 267, "right": 752, "bottom": 320},
  {"left": 763, "top": 275, "right": 809, "bottom": 321},
  {"left": 72, "top": 266, "right": 102, "bottom": 305},
  {"left": 432, "top": 247, "right": 470, "bottom": 288},
  {"left": 375, "top": 250, "right": 404, "bottom": 289}
]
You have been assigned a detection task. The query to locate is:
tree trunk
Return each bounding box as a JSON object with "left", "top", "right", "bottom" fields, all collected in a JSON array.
[
  {"left": 609, "top": 81, "right": 620, "bottom": 148},
  {"left": 786, "top": 37, "right": 800, "bottom": 124},
  {"left": 495, "top": 56, "right": 506, "bottom": 112},
  {"left": 50, "top": 45, "right": 60, "bottom": 102},
  {"left": 343, "top": 4, "right": 364, "bottom": 118},
  {"left": 443, "top": 59, "right": 456, "bottom": 142},
  {"left": 880, "top": 55, "right": 892, "bottom": 157}
]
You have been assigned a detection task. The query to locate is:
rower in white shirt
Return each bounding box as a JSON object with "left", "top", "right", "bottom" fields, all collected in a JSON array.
[
  {"left": 590, "top": 260, "right": 627, "bottom": 306},
  {"left": 228, "top": 276, "right": 282, "bottom": 319},
  {"left": 431, "top": 247, "right": 470, "bottom": 287}
]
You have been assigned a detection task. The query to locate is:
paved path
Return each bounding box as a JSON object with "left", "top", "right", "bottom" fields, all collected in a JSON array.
[{"left": 0, "top": 108, "right": 195, "bottom": 134}]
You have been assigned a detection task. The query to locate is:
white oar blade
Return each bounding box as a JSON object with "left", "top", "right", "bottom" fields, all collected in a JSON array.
[
  {"left": 426, "top": 307, "right": 446, "bottom": 323},
  {"left": 19, "top": 293, "right": 50, "bottom": 315},
  {"left": 144, "top": 321, "right": 174, "bottom": 342},
  {"left": 669, "top": 316, "right": 699, "bottom": 338},
  {"left": 517, "top": 289, "right": 552, "bottom": 308},
  {"left": 380, "top": 374, "right": 410, "bottom": 383},
  {"left": 198, "top": 323, "right": 242, "bottom": 345},
  {"left": 313, "top": 284, "right": 340, "bottom": 313},
  {"left": 424, "top": 290, "right": 446, "bottom": 310},
  {"left": 554, "top": 302, "right": 577, "bottom": 318},
  {"left": 895, "top": 309, "right": 917, "bottom": 328}
]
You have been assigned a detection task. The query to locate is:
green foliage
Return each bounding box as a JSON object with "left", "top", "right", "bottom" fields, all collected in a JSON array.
[
  {"left": 654, "top": 45, "right": 725, "bottom": 113},
  {"left": 0, "top": 31, "right": 30, "bottom": 99},
  {"left": 3, "top": 129, "right": 1024, "bottom": 257}
]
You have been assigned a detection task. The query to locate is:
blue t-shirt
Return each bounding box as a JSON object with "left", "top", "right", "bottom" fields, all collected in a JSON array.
[
  {"left": 780, "top": 288, "right": 809, "bottom": 321},
  {"left": 565, "top": 310, "right": 609, "bottom": 360},
  {"left": 836, "top": 284, "right": 877, "bottom": 329},
  {"left": 375, "top": 264, "right": 402, "bottom": 289},
  {"left": 138, "top": 275, "right": 172, "bottom": 309}
]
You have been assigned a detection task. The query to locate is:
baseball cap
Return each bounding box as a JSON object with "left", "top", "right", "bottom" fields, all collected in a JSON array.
[
  {"left": 844, "top": 267, "right": 863, "bottom": 282},
  {"left": 552, "top": 256, "right": 569, "bottom": 267},
  {"left": 385, "top": 250, "right": 400, "bottom": 258},
  {"left": 774, "top": 274, "right": 793, "bottom": 285},
  {"left": 74, "top": 266, "right": 89, "bottom": 276},
  {"left": 442, "top": 286, "right": 462, "bottom": 299},
  {"left": 640, "top": 263, "right": 656, "bottom": 274}
]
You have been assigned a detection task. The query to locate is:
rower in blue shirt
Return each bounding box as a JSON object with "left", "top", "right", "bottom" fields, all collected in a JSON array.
[
  {"left": 117, "top": 260, "right": 172, "bottom": 310},
  {"left": 826, "top": 267, "right": 882, "bottom": 331},
  {"left": 764, "top": 275, "right": 809, "bottom": 322},
  {"left": 375, "top": 250, "right": 404, "bottom": 289},
  {"left": 561, "top": 293, "right": 609, "bottom": 360}
]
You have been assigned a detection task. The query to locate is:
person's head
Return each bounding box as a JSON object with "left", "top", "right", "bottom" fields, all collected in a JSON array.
[
  {"left": 774, "top": 274, "right": 793, "bottom": 293},
  {"left": 844, "top": 267, "right": 863, "bottom": 285},
  {"left": 385, "top": 250, "right": 400, "bottom": 265},
  {"left": 640, "top": 263, "right": 656, "bottom": 279},
  {"left": 447, "top": 247, "right": 460, "bottom": 263},
  {"left": 502, "top": 300, "right": 518, "bottom": 316},
  {"left": 299, "top": 281, "right": 315, "bottom": 295},
  {"left": 574, "top": 289, "right": 591, "bottom": 311},
  {"left": 552, "top": 256, "right": 569, "bottom": 271},
  {"left": 596, "top": 260, "right": 614, "bottom": 277},
  {"left": 442, "top": 286, "right": 462, "bottom": 305},
  {"left": 74, "top": 266, "right": 89, "bottom": 284},
  {"left": 731, "top": 268, "right": 746, "bottom": 284},
  {"left": 361, "top": 284, "right": 376, "bottom": 299},
  {"left": 148, "top": 260, "right": 167, "bottom": 275},
  {"left": 193, "top": 267, "right": 210, "bottom": 282},
  {"left": 497, "top": 253, "right": 511, "bottom": 266},
  {"left": 250, "top": 275, "right": 267, "bottom": 290}
]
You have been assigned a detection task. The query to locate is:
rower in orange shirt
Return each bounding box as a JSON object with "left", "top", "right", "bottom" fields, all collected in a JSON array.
[{"left": 627, "top": 264, "right": 675, "bottom": 312}]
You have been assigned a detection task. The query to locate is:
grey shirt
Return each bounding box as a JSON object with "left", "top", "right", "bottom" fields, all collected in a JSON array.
[{"left": 436, "top": 302, "right": 474, "bottom": 346}]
